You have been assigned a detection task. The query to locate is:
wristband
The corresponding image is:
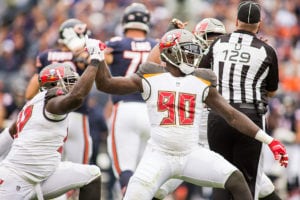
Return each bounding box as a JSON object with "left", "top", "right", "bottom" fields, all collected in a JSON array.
[{"left": 254, "top": 129, "right": 273, "bottom": 144}]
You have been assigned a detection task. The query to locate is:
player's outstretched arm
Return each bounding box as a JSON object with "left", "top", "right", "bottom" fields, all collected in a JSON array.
[
  {"left": 94, "top": 40, "right": 142, "bottom": 95},
  {"left": 205, "top": 87, "right": 288, "bottom": 167},
  {"left": 46, "top": 37, "right": 102, "bottom": 115}
]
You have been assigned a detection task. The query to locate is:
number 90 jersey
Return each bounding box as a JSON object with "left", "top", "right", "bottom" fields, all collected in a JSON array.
[
  {"left": 137, "top": 63, "right": 217, "bottom": 154},
  {"left": 106, "top": 36, "right": 157, "bottom": 104}
]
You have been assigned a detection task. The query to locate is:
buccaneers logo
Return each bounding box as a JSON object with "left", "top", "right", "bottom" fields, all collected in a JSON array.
[{"left": 159, "top": 32, "right": 181, "bottom": 50}]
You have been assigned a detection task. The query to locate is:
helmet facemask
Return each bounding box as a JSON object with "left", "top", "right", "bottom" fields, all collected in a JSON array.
[{"left": 56, "top": 67, "right": 79, "bottom": 92}]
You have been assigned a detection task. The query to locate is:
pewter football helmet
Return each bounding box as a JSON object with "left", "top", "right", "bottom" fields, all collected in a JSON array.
[
  {"left": 38, "top": 62, "right": 79, "bottom": 92},
  {"left": 159, "top": 29, "right": 202, "bottom": 74},
  {"left": 193, "top": 18, "right": 226, "bottom": 48}
]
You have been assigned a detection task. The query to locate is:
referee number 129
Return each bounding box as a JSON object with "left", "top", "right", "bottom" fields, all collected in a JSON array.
[{"left": 222, "top": 49, "right": 251, "bottom": 63}]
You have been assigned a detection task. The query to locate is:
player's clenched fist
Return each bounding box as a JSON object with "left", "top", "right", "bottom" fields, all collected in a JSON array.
[{"left": 268, "top": 139, "right": 288, "bottom": 167}]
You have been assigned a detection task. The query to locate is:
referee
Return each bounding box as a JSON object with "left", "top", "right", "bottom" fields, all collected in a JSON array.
[{"left": 199, "top": 1, "right": 280, "bottom": 200}]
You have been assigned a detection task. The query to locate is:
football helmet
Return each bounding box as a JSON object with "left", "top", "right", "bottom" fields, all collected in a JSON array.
[
  {"left": 159, "top": 29, "right": 202, "bottom": 74},
  {"left": 38, "top": 62, "right": 79, "bottom": 92},
  {"left": 122, "top": 3, "right": 150, "bottom": 33},
  {"left": 193, "top": 18, "right": 226, "bottom": 48},
  {"left": 58, "top": 18, "right": 89, "bottom": 45}
]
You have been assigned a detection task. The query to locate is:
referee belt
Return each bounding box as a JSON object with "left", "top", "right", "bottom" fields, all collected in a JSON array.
[{"left": 230, "top": 103, "right": 256, "bottom": 110}]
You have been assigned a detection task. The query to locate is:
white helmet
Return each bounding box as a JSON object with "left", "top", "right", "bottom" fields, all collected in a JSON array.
[{"left": 58, "top": 18, "right": 89, "bottom": 45}]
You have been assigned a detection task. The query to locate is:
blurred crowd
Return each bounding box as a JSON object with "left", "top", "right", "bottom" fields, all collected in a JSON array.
[{"left": 0, "top": 0, "right": 300, "bottom": 199}]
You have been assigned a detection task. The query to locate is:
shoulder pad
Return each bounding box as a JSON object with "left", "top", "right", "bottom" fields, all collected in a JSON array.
[
  {"left": 137, "top": 62, "right": 165, "bottom": 77},
  {"left": 193, "top": 68, "right": 217, "bottom": 87}
]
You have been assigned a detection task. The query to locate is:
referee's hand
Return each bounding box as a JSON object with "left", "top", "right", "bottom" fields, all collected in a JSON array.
[{"left": 268, "top": 139, "right": 288, "bottom": 168}]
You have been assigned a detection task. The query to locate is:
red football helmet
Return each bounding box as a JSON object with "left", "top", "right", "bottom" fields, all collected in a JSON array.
[{"left": 38, "top": 62, "right": 79, "bottom": 91}]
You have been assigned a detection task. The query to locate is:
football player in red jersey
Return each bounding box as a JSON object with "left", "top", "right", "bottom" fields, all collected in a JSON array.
[
  {"left": 0, "top": 36, "right": 103, "bottom": 199},
  {"left": 93, "top": 28, "right": 288, "bottom": 200}
]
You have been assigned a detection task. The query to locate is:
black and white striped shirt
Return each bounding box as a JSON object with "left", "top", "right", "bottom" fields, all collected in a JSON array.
[{"left": 200, "top": 30, "right": 278, "bottom": 104}]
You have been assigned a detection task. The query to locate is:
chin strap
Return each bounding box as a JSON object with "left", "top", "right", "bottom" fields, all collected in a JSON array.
[{"left": 178, "top": 63, "right": 195, "bottom": 74}]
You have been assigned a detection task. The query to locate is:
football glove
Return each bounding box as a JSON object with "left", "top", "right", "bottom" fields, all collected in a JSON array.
[
  {"left": 268, "top": 139, "right": 288, "bottom": 168},
  {"left": 85, "top": 35, "right": 106, "bottom": 61},
  {"left": 61, "top": 27, "right": 85, "bottom": 52}
]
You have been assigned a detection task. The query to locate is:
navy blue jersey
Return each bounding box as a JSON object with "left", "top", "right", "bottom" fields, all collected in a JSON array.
[
  {"left": 106, "top": 36, "right": 157, "bottom": 104},
  {"left": 36, "top": 49, "right": 88, "bottom": 114}
]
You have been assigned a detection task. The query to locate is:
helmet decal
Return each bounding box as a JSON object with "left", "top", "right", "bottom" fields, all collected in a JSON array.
[
  {"left": 159, "top": 32, "right": 181, "bottom": 50},
  {"left": 197, "top": 21, "right": 209, "bottom": 33}
]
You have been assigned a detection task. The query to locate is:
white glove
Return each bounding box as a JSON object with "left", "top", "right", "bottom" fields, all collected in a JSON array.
[
  {"left": 61, "top": 27, "right": 85, "bottom": 52},
  {"left": 85, "top": 35, "right": 105, "bottom": 61}
]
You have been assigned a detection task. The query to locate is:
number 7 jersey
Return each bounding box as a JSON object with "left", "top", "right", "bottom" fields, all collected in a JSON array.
[{"left": 137, "top": 63, "right": 217, "bottom": 154}]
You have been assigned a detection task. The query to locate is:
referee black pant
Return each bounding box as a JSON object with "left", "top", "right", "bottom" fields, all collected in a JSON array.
[{"left": 207, "top": 106, "right": 264, "bottom": 199}]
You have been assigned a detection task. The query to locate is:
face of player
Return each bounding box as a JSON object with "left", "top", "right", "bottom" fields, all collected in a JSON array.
[{"left": 180, "top": 43, "right": 202, "bottom": 66}]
